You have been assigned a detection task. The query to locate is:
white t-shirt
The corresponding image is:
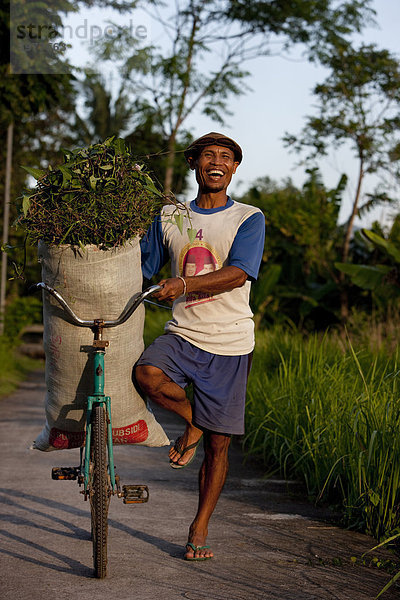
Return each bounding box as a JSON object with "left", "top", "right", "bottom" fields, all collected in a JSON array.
[{"left": 144, "top": 198, "right": 264, "bottom": 355}]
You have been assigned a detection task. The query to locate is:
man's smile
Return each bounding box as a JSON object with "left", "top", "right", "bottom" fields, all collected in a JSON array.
[{"left": 206, "top": 169, "right": 225, "bottom": 180}]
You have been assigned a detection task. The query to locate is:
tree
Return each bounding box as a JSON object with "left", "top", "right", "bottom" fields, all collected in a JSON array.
[
  {"left": 284, "top": 43, "right": 400, "bottom": 319},
  {"left": 94, "top": 1, "right": 374, "bottom": 195},
  {"left": 96, "top": 0, "right": 253, "bottom": 194},
  {"left": 223, "top": 0, "right": 375, "bottom": 59},
  {"left": 240, "top": 169, "right": 347, "bottom": 329},
  {"left": 72, "top": 72, "right": 191, "bottom": 193},
  {"left": 0, "top": 0, "right": 142, "bottom": 332},
  {"left": 74, "top": 72, "right": 135, "bottom": 145},
  {"left": 0, "top": 0, "right": 79, "bottom": 331}
]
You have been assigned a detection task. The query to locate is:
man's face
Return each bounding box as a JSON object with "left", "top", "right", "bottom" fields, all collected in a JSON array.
[{"left": 191, "top": 145, "right": 239, "bottom": 193}]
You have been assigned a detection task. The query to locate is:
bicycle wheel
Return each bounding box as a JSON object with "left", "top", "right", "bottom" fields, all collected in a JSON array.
[{"left": 89, "top": 403, "right": 109, "bottom": 578}]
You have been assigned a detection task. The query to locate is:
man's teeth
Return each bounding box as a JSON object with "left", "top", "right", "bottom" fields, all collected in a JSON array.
[{"left": 209, "top": 170, "right": 224, "bottom": 176}]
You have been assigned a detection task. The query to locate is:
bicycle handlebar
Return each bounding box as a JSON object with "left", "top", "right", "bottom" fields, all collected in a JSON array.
[{"left": 34, "top": 282, "right": 162, "bottom": 328}]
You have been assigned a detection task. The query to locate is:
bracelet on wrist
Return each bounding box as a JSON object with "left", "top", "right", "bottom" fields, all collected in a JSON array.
[{"left": 177, "top": 275, "right": 187, "bottom": 295}]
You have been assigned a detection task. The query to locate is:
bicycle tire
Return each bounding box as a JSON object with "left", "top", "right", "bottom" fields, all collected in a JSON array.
[{"left": 90, "top": 403, "right": 109, "bottom": 578}]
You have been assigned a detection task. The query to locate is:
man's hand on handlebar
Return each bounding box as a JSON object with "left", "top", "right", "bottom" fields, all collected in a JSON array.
[{"left": 154, "top": 278, "right": 185, "bottom": 302}]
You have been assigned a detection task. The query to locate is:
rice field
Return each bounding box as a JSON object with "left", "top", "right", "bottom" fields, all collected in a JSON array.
[{"left": 246, "top": 327, "right": 400, "bottom": 541}]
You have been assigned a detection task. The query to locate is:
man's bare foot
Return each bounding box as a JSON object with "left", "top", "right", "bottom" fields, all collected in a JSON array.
[{"left": 169, "top": 426, "right": 203, "bottom": 468}]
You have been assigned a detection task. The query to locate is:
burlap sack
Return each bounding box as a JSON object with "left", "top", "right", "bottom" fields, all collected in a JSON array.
[{"left": 33, "top": 239, "right": 169, "bottom": 451}]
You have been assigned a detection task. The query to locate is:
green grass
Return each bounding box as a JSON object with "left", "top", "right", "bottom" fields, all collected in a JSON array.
[
  {"left": 0, "top": 337, "right": 43, "bottom": 398},
  {"left": 246, "top": 327, "right": 400, "bottom": 541}
]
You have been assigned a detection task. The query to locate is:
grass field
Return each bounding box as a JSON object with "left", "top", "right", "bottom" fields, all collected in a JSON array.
[{"left": 246, "top": 327, "right": 400, "bottom": 541}]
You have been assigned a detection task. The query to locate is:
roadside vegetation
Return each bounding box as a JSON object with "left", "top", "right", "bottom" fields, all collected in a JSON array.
[
  {"left": 246, "top": 324, "right": 400, "bottom": 542},
  {"left": 0, "top": 295, "right": 44, "bottom": 398},
  {"left": 0, "top": 336, "right": 42, "bottom": 398},
  {"left": 143, "top": 305, "right": 400, "bottom": 545}
]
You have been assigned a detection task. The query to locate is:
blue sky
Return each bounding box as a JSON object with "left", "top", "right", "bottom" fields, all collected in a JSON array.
[{"left": 63, "top": 0, "right": 400, "bottom": 227}]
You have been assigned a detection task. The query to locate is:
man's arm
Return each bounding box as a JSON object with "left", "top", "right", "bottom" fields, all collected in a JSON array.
[
  {"left": 140, "top": 215, "right": 169, "bottom": 280},
  {"left": 154, "top": 266, "right": 247, "bottom": 302}
]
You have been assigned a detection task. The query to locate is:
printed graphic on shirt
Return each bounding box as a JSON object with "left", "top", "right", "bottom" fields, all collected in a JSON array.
[{"left": 179, "top": 241, "right": 222, "bottom": 308}]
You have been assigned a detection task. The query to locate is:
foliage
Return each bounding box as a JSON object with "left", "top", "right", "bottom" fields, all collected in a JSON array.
[
  {"left": 125, "top": 118, "right": 192, "bottom": 195},
  {"left": 67, "top": 71, "right": 192, "bottom": 194},
  {"left": 223, "top": 0, "right": 375, "bottom": 58},
  {"left": 17, "top": 136, "right": 168, "bottom": 248},
  {"left": 143, "top": 303, "right": 169, "bottom": 348},
  {"left": 94, "top": 0, "right": 252, "bottom": 191},
  {"left": 240, "top": 169, "right": 347, "bottom": 328},
  {"left": 245, "top": 326, "right": 400, "bottom": 541},
  {"left": 0, "top": 0, "right": 77, "bottom": 302},
  {"left": 88, "top": 0, "right": 377, "bottom": 194},
  {"left": 284, "top": 41, "right": 400, "bottom": 319},
  {"left": 335, "top": 226, "right": 400, "bottom": 317},
  {"left": 0, "top": 336, "right": 43, "bottom": 399},
  {"left": 285, "top": 43, "right": 400, "bottom": 174},
  {"left": 74, "top": 71, "right": 135, "bottom": 144},
  {"left": 0, "top": 0, "right": 145, "bottom": 205},
  {"left": 0, "top": 0, "right": 76, "bottom": 205},
  {"left": 284, "top": 43, "right": 400, "bottom": 261},
  {"left": 4, "top": 295, "right": 43, "bottom": 339}
]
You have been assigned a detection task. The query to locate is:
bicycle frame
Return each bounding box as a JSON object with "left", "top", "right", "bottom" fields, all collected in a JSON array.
[
  {"left": 36, "top": 281, "right": 161, "bottom": 578},
  {"left": 84, "top": 336, "right": 116, "bottom": 499},
  {"left": 36, "top": 282, "right": 161, "bottom": 496}
]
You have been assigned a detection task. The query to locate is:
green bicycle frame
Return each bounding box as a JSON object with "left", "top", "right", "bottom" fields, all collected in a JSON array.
[{"left": 83, "top": 349, "right": 116, "bottom": 494}]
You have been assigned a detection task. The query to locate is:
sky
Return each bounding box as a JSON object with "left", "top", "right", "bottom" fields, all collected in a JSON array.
[{"left": 61, "top": 0, "right": 400, "bottom": 227}]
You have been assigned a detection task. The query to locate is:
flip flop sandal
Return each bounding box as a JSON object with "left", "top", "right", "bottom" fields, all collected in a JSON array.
[
  {"left": 169, "top": 436, "right": 202, "bottom": 469},
  {"left": 184, "top": 542, "right": 212, "bottom": 561}
]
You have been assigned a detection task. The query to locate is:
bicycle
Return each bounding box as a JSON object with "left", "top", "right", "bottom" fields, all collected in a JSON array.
[{"left": 34, "top": 282, "right": 161, "bottom": 578}]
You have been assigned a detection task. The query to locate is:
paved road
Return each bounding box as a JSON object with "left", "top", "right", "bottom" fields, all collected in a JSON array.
[{"left": 0, "top": 370, "right": 398, "bottom": 600}]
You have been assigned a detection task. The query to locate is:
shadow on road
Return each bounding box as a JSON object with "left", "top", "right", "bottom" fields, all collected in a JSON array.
[{"left": 0, "top": 487, "right": 182, "bottom": 578}]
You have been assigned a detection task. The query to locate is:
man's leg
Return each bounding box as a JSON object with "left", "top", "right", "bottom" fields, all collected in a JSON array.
[
  {"left": 185, "top": 431, "right": 231, "bottom": 560},
  {"left": 135, "top": 364, "right": 203, "bottom": 466}
]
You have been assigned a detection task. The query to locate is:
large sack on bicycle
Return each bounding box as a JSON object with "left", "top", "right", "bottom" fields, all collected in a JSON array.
[{"left": 33, "top": 239, "right": 170, "bottom": 451}]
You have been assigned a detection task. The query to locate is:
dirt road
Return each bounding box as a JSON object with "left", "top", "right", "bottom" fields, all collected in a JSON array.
[{"left": 0, "top": 370, "right": 397, "bottom": 599}]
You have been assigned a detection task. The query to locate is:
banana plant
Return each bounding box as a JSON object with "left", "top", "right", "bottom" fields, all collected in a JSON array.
[{"left": 335, "top": 229, "right": 400, "bottom": 293}]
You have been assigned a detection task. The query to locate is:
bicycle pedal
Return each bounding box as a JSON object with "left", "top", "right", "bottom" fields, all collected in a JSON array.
[
  {"left": 51, "top": 467, "right": 80, "bottom": 480},
  {"left": 122, "top": 485, "right": 149, "bottom": 504}
]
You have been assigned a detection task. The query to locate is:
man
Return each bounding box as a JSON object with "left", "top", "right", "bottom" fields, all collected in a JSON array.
[{"left": 135, "top": 132, "right": 265, "bottom": 561}]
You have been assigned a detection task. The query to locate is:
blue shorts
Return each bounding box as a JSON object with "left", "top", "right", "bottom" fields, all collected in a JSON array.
[{"left": 136, "top": 334, "right": 252, "bottom": 435}]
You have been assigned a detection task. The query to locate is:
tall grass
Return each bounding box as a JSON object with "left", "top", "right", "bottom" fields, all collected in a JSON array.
[{"left": 246, "top": 328, "right": 400, "bottom": 541}]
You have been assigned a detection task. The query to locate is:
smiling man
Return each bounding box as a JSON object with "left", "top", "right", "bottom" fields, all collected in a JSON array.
[{"left": 135, "top": 132, "right": 265, "bottom": 561}]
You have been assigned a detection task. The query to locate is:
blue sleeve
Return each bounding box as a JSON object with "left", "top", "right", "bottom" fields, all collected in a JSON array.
[
  {"left": 140, "top": 215, "right": 169, "bottom": 279},
  {"left": 228, "top": 211, "right": 265, "bottom": 280}
]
